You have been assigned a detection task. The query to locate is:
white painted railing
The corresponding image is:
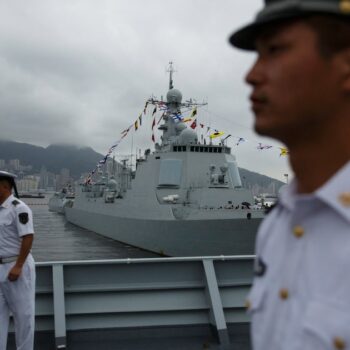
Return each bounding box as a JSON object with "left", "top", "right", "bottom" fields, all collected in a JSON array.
[{"left": 33, "top": 256, "right": 254, "bottom": 349}]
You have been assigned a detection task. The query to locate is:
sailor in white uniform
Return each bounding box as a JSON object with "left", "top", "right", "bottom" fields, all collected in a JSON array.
[
  {"left": 246, "top": 163, "right": 350, "bottom": 350},
  {"left": 0, "top": 171, "right": 35, "bottom": 350},
  {"left": 229, "top": 0, "right": 350, "bottom": 349}
]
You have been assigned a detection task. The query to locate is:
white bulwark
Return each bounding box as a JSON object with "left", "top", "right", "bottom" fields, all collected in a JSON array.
[{"left": 8, "top": 256, "right": 254, "bottom": 349}]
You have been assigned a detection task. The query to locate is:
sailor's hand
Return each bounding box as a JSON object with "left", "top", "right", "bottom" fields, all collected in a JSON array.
[{"left": 8, "top": 265, "right": 22, "bottom": 281}]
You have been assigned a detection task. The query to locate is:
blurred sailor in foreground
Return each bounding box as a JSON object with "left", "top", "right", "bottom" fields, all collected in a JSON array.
[
  {"left": 0, "top": 171, "right": 35, "bottom": 350},
  {"left": 229, "top": 1, "right": 350, "bottom": 349}
]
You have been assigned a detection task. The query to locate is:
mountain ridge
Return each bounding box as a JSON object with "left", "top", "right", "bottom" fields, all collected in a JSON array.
[
  {"left": 0, "top": 140, "right": 102, "bottom": 178},
  {"left": 0, "top": 140, "right": 285, "bottom": 192}
]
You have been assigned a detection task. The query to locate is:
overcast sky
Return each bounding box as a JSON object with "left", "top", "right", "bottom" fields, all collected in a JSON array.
[{"left": 0, "top": 0, "right": 291, "bottom": 181}]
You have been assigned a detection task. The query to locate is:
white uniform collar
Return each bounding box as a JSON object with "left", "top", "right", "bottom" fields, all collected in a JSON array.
[
  {"left": 0, "top": 194, "right": 15, "bottom": 209},
  {"left": 316, "top": 161, "right": 350, "bottom": 223},
  {"left": 279, "top": 161, "right": 350, "bottom": 223}
]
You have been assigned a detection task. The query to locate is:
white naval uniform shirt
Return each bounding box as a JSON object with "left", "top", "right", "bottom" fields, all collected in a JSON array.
[
  {"left": 0, "top": 194, "right": 34, "bottom": 258},
  {"left": 248, "top": 161, "right": 350, "bottom": 350}
]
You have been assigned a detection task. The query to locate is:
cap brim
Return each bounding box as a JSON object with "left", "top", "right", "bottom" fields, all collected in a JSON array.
[
  {"left": 0, "top": 171, "right": 17, "bottom": 181},
  {"left": 229, "top": 11, "right": 305, "bottom": 51},
  {"left": 229, "top": 22, "right": 264, "bottom": 51}
]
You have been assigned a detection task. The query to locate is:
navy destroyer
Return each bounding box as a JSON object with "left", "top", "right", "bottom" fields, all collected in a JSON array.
[
  {"left": 48, "top": 189, "right": 75, "bottom": 214},
  {"left": 65, "top": 64, "right": 264, "bottom": 256}
]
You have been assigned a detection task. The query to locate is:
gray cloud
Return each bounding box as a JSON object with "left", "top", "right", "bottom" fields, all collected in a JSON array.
[{"left": 0, "top": 0, "right": 291, "bottom": 180}]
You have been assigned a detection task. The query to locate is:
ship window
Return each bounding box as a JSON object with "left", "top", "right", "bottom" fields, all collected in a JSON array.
[
  {"left": 209, "top": 148, "right": 213, "bottom": 153},
  {"left": 158, "top": 159, "right": 182, "bottom": 187},
  {"left": 173, "top": 146, "right": 177, "bottom": 152},
  {"left": 200, "top": 147, "right": 204, "bottom": 152},
  {"left": 182, "top": 146, "right": 186, "bottom": 152},
  {"left": 190, "top": 146, "right": 194, "bottom": 152}
]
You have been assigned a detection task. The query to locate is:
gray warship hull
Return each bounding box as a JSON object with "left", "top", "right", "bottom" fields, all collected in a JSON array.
[{"left": 65, "top": 206, "right": 261, "bottom": 256}]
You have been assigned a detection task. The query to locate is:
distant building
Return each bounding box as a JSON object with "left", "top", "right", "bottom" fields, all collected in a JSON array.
[
  {"left": 9, "top": 159, "right": 20, "bottom": 171},
  {"left": 17, "top": 175, "right": 40, "bottom": 193},
  {"left": 39, "top": 166, "right": 49, "bottom": 190},
  {"left": 56, "top": 168, "right": 73, "bottom": 190},
  {"left": 47, "top": 172, "right": 56, "bottom": 191}
]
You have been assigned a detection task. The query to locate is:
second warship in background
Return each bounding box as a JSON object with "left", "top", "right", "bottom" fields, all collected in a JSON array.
[
  {"left": 65, "top": 65, "right": 265, "bottom": 256},
  {"left": 48, "top": 188, "right": 75, "bottom": 214}
]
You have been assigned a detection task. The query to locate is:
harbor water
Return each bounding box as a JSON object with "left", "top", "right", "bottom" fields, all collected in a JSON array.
[{"left": 24, "top": 196, "right": 160, "bottom": 262}]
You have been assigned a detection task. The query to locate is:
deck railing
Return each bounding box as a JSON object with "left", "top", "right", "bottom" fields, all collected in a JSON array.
[{"left": 29, "top": 255, "right": 255, "bottom": 349}]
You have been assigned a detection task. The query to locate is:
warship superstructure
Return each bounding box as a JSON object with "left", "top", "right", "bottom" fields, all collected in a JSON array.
[{"left": 65, "top": 65, "right": 264, "bottom": 256}]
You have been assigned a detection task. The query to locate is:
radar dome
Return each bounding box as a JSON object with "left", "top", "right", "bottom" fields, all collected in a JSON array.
[
  {"left": 166, "top": 89, "right": 182, "bottom": 104},
  {"left": 178, "top": 128, "right": 198, "bottom": 145},
  {"left": 175, "top": 123, "right": 186, "bottom": 132}
]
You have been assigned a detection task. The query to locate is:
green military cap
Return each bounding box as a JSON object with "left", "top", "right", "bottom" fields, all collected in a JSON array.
[{"left": 230, "top": 0, "right": 350, "bottom": 50}]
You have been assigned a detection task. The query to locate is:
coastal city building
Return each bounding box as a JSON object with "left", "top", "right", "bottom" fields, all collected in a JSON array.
[
  {"left": 9, "top": 158, "right": 20, "bottom": 170},
  {"left": 17, "top": 175, "right": 40, "bottom": 192}
]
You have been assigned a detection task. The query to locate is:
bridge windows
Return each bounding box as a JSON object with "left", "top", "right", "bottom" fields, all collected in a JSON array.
[{"left": 174, "top": 145, "right": 227, "bottom": 153}]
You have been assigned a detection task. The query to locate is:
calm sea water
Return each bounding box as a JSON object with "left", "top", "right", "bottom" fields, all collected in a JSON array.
[{"left": 23, "top": 196, "right": 160, "bottom": 262}]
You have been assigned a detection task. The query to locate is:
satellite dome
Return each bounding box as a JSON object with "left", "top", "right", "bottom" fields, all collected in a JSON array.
[
  {"left": 166, "top": 89, "right": 182, "bottom": 104},
  {"left": 175, "top": 122, "right": 186, "bottom": 132},
  {"left": 178, "top": 128, "right": 198, "bottom": 145}
]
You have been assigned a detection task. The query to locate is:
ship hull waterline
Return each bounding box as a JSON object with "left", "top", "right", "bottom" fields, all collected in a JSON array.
[{"left": 65, "top": 207, "right": 261, "bottom": 256}]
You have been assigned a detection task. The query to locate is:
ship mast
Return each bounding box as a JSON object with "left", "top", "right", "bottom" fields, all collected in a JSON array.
[
  {"left": 167, "top": 61, "right": 175, "bottom": 90},
  {"left": 149, "top": 62, "right": 207, "bottom": 149}
]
